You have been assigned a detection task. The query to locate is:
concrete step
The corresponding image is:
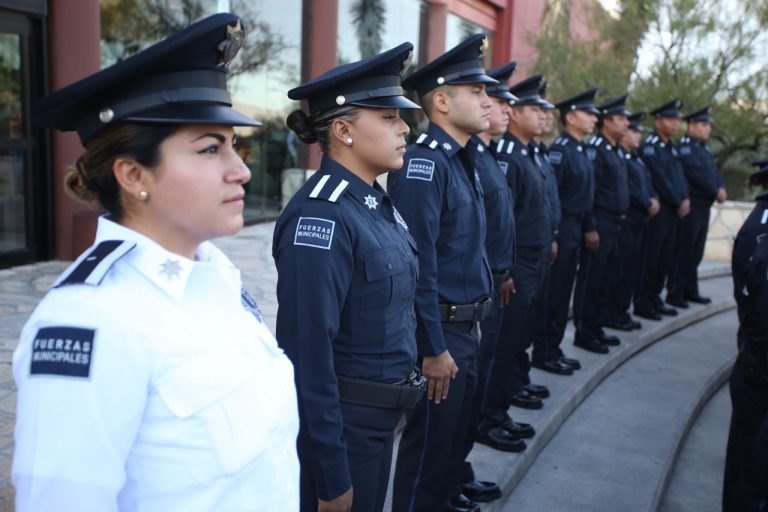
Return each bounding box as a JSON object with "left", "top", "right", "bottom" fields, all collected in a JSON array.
[
  {"left": 659, "top": 383, "right": 730, "bottom": 512},
  {"left": 497, "top": 308, "right": 736, "bottom": 512}
]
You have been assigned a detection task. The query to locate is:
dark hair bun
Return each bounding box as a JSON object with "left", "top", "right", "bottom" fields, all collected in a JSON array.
[
  {"left": 286, "top": 110, "right": 318, "bottom": 144},
  {"left": 64, "top": 157, "right": 98, "bottom": 203}
]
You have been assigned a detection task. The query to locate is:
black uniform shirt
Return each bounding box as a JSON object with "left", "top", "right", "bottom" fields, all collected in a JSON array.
[
  {"left": 587, "top": 133, "right": 630, "bottom": 215},
  {"left": 732, "top": 192, "right": 768, "bottom": 336},
  {"left": 640, "top": 131, "right": 689, "bottom": 209},
  {"left": 624, "top": 148, "right": 657, "bottom": 214},
  {"left": 547, "top": 131, "right": 595, "bottom": 232},
  {"left": 534, "top": 141, "right": 562, "bottom": 235},
  {"left": 678, "top": 135, "right": 725, "bottom": 203},
  {"left": 494, "top": 132, "right": 554, "bottom": 249}
]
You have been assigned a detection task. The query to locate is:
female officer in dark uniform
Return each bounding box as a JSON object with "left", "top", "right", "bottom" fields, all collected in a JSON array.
[{"left": 272, "top": 43, "right": 424, "bottom": 512}]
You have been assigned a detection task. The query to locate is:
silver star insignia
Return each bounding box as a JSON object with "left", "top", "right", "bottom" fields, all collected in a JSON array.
[
  {"left": 364, "top": 194, "right": 379, "bottom": 210},
  {"left": 159, "top": 259, "right": 182, "bottom": 280},
  {"left": 442, "top": 142, "right": 452, "bottom": 151}
]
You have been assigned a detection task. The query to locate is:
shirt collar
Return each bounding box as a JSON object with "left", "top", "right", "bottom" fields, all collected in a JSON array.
[
  {"left": 560, "top": 130, "right": 584, "bottom": 148},
  {"left": 427, "top": 123, "right": 464, "bottom": 157},
  {"left": 319, "top": 156, "right": 387, "bottom": 213},
  {"left": 94, "top": 216, "right": 239, "bottom": 301}
]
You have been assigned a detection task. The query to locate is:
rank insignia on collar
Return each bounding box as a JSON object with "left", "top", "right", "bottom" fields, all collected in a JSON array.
[
  {"left": 442, "top": 142, "right": 452, "bottom": 151},
  {"left": 159, "top": 259, "right": 182, "bottom": 280},
  {"left": 218, "top": 19, "right": 245, "bottom": 67},
  {"left": 364, "top": 194, "right": 379, "bottom": 210}
]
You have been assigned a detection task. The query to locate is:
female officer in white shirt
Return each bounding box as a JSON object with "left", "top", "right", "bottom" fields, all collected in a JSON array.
[{"left": 11, "top": 13, "right": 299, "bottom": 512}]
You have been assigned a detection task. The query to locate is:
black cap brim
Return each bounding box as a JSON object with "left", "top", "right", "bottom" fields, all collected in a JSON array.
[
  {"left": 579, "top": 106, "right": 601, "bottom": 115},
  {"left": 488, "top": 91, "right": 516, "bottom": 102},
  {"left": 448, "top": 74, "right": 499, "bottom": 87},
  {"left": 125, "top": 104, "right": 262, "bottom": 128},
  {"left": 349, "top": 95, "right": 421, "bottom": 110}
]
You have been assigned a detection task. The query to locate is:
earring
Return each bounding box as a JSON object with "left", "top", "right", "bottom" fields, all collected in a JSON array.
[
  {"left": 139, "top": 190, "right": 149, "bottom": 201},
  {"left": 346, "top": 137, "right": 353, "bottom": 145}
]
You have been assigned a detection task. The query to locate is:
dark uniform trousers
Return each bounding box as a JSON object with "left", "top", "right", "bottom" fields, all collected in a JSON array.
[
  {"left": 668, "top": 198, "right": 711, "bottom": 301},
  {"left": 533, "top": 216, "right": 583, "bottom": 361},
  {"left": 393, "top": 322, "right": 479, "bottom": 512},
  {"left": 610, "top": 209, "right": 649, "bottom": 321},
  {"left": 300, "top": 403, "right": 404, "bottom": 512},
  {"left": 636, "top": 204, "right": 679, "bottom": 311},
  {"left": 476, "top": 249, "right": 549, "bottom": 416},
  {"left": 723, "top": 356, "right": 768, "bottom": 512},
  {"left": 573, "top": 213, "right": 623, "bottom": 338}
]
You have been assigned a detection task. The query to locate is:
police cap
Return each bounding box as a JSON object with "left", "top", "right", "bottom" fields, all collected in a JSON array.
[
  {"left": 537, "top": 80, "right": 555, "bottom": 110},
  {"left": 485, "top": 62, "right": 518, "bottom": 103},
  {"left": 597, "top": 94, "right": 631, "bottom": 117},
  {"left": 650, "top": 98, "right": 683, "bottom": 118},
  {"left": 288, "top": 42, "right": 420, "bottom": 114},
  {"left": 32, "top": 13, "right": 260, "bottom": 144},
  {"left": 555, "top": 88, "right": 600, "bottom": 115},
  {"left": 751, "top": 157, "right": 768, "bottom": 168},
  {"left": 683, "top": 106, "right": 713, "bottom": 123},
  {"left": 627, "top": 112, "right": 647, "bottom": 132},
  {"left": 508, "top": 74, "right": 549, "bottom": 107},
  {"left": 402, "top": 34, "right": 497, "bottom": 97}
]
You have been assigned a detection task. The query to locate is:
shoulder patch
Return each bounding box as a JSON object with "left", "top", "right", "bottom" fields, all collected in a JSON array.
[
  {"left": 54, "top": 240, "right": 135, "bottom": 288},
  {"left": 406, "top": 158, "right": 435, "bottom": 181},
  {"left": 30, "top": 326, "right": 95, "bottom": 378},
  {"left": 240, "top": 287, "right": 264, "bottom": 322},
  {"left": 308, "top": 174, "right": 349, "bottom": 202},
  {"left": 294, "top": 216, "right": 336, "bottom": 250},
  {"left": 642, "top": 145, "right": 655, "bottom": 156},
  {"left": 496, "top": 160, "right": 509, "bottom": 175},
  {"left": 679, "top": 145, "right": 692, "bottom": 155},
  {"left": 393, "top": 206, "right": 409, "bottom": 231},
  {"left": 586, "top": 148, "right": 597, "bottom": 161},
  {"left": 548, "top": 151, "right": 563, "bottom": 165}
]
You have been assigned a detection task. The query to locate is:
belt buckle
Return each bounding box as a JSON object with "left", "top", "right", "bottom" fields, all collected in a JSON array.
[{"left": 448, "top": 304, "right": 457, "bottom": 322}]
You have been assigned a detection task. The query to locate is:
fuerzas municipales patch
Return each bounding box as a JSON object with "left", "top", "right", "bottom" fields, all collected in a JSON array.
[
  {"left": 294, "top": 216, "right": 335, "bottom": 250},
  {"left": 548, "top": 151, "right": 563, "bottom": 165},
  {"left": 30, "top": 326, "right": 95, "bottom": 378},
  {"left": 406, "top": 158, "right": 435, "bottom": 181}
]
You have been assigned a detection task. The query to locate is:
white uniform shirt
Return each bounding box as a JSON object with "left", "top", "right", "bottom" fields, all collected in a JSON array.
[{"left": 12, "top": 217, "right": 300, "bottom": 511}]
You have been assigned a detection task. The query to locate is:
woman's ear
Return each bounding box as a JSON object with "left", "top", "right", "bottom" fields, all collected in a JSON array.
[
  {"left": 112, "top": 157, "right": 150, "bottom": 202},
  {"left": 330, "top": 118, "right": 353, "bottom": 147}
]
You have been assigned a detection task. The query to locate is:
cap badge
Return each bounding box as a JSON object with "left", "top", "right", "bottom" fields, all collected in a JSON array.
[
  {"left": 363, "top": 194, "right": 379, "bottom": 210},
  {"left": 218, "top": 19, "right": 245, "bottom": 67},
  {"left": 479, "top": 37, "right": 489, "bottom": 57},
  {"left": 98, "top": 108, "right": 114, "bottom": 123},
  {"left": 336, "top": 95, "right": 346, "bottom": 106},
  {"left": 436, "top": 76, "right": 445, "bottom": 85},
  {"left": 401, "top": 49, "right": 414, "bottom": 75}
]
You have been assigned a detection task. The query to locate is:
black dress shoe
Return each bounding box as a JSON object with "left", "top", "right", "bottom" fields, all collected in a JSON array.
[
  {"left": 666, "top": 297, "right": 689, "bottom": 308},
  {"left": 509, "top": 390, "right": 543, "bottom": 409},
  {"left": 604, "top": 318, "right": 635, "bottom": 331},
  {"left": 630, "top": 320, "right": 642, "bottom": 330},
  {"left": 559, "top": 356, "right": 581, "bottom": 369},
  {"left": 501, "top": 418, "right": 535, "bottom": 439},
  {"left": 524, "top": 383, "right": 550, "bottom": 398},
  {"left": 634, "top": 308, "right": 662, "bottom": 321},
  {"left": 460, "top": 480, "right": 502, "bottom": 503},
  {"left": 532, "top": 359, "right": 574, "bottom": 375},
  {"left": 475, "top": 426, "right": 527, "bottom": 453},
  {"left": 685, "top": 294, "right": 712, "bottom": 304},
  {"left": 597, "top": 332, "right": 620, "bottom": 346},
  {"left": 574, "top": 337, "right": 610, "bottom": 354},
  {"left": 445, "top": 493, "right": 481, "bottom": 512},
  {"left": 656, "top": 304, "right": 678, "bottom": 316}
]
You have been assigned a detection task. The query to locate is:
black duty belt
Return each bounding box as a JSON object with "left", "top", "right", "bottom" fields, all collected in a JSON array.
[
  {"left": 337, "top": 369, "right": 427, "bottom": 409},
  {"left": 491, "top": 269, "right": 511, "bottom": 286},
  {"left": 561, "top": 212, "right": 586, "bottom": 222},
  {"left": 438, "top": 297, "right": 493, "bottom": 322},
  {"left": 516, "top": 246, "right": 549, "bottom": 259},
  {"left": 594, "top": 208, "right": 627, "bottom": 224}
]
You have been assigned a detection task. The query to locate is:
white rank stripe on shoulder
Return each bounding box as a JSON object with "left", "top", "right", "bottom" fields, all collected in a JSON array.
[
  {"left": 328, "top": 180, "right": 349, "bottom": 202},
  {"left": 506, "top": 141, "right": 514, "bottom": 154},
  {"left": 309, "top": 174, "right": 331, "bottom": 198},
  {"left": 761, "top": 209, "right": 768, "bottom": 225},
  {"left": 428, "top": 140, "right": 438, "bottom": 149},
  {"left": 416, "top": 133, "right": 428, "bottom": 144},
  {"left": 496, "top": 139, "right": 504, "bottom": 153}
]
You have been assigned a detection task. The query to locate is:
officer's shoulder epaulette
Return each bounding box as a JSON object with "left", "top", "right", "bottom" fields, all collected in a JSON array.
[
  {"left": 679, "top": 136, "right": 691, "bottom": 144},
  {"left": 415, "top": 133, "right": 440, "bottom": 150},
  {"left": 643, "top": 134, "right": 659, "bottom": 145},
  {"left": 54, "top": 240, "right": 136, "bottom": 288},
  {"left": 589, "top": 136, "right": 603, "bottom": 148},
  {"left": 307, "top": 173, "right": 351, "bottom": 203},
  {"left": 495, "top": 138, "right": 517, "bottom": 155},
  {"left": 556, "top": 136, "right": 569, "bottom": 146}
]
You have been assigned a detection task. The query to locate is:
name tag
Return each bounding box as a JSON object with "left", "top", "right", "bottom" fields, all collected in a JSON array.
[
  {"left": 294, "top": 216, "right": 336, "bottom": 250},
  {"left": 406, "top": 158, "right": 435, "bottom": 181}
]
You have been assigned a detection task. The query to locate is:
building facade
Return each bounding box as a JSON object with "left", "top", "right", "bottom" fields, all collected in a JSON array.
[{"left": 0, "top": 0, "right": 582, "bottom": 267}]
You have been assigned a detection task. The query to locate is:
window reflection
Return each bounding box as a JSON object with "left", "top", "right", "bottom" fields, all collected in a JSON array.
[{"left": 100, "top": 0, "right": 302, "bottom": 221}]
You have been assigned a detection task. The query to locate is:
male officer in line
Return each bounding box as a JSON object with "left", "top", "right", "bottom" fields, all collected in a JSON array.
[
  {"left": 387, "top": 34, "right": 497, "bottom": 512},
  {"left": 531, "top": 89, "right": 598, "bottom": 368},
  {"left": 570, "top": 95, "right": 631, "bottom": 350},
  {"left": 667, "top": 106, "right": 726, "bottom": 306},
  {"left": 481, "top": 74, "right": 554, "bottom": 422},
  {"left": 607, "top": 112, "right": 660, "bottom": 327},
  {"left": 634, "top": 99, "right": 690, "bottom": 320}
]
